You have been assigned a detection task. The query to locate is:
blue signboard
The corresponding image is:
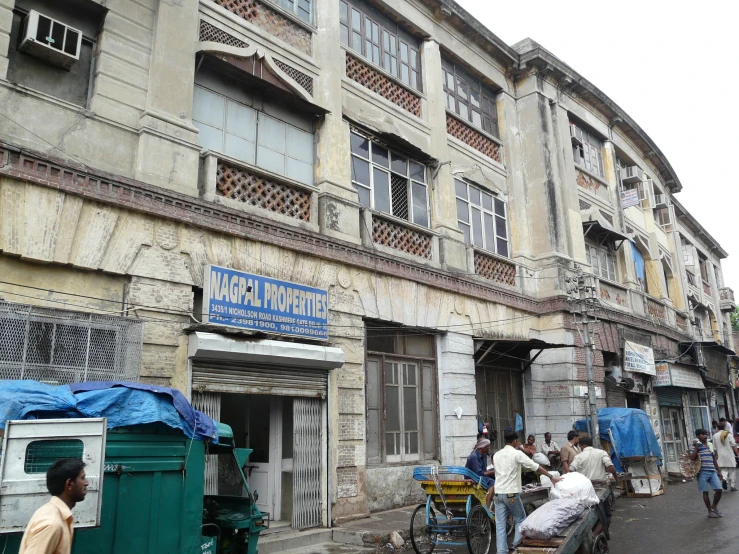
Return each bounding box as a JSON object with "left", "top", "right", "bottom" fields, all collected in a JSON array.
[{"left": 203, "top": 265, "right": 329, "bottom": 340}]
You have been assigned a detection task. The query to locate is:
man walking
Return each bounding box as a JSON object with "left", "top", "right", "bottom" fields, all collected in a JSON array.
[
  {"left": 713, "top": 426, "right": 739, "bottom": 492},
  {"left": 19, "top": 458, "right": 88, "bottom": 554},
  {"left": 689, "top": 429, "right": 724, "bottom": 518},
  {"left": 560, "top": 430, "right": 581, "bottom": 473},
  {"left": 493, "top": 431, "right": 562, "bottom": 554},
  {"left": 569, "top": 435, "right": 617, "bottom": 532}
]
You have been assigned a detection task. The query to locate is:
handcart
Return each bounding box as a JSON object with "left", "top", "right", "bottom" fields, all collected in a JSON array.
[
  {"left": 515, "top": 483, "right": 612, "bottom": 554},
  {"left": 410, "top": 466, "right": 549, "bottom": 554}
]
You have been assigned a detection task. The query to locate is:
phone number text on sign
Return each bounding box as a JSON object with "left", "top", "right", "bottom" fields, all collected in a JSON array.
[{"left": 204, "top": 265, "right": 329, "bottom": 340}]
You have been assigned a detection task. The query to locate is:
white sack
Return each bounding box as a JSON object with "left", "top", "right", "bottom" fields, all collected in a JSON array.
[
  {"left": 549, "top": 472, "right": 600, "bottom": 507},
  {"left": 540, "top": 471, "right": 561, "bottom": 488},
  {"left": 520, "top": 498, "right": 585, "bottom": 540},
  {"left": 532, "top": 453, "right": 550, "bottom": 466}
]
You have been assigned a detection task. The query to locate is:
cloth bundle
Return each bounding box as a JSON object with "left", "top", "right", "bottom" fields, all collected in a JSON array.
[
  {"left": 520, "top": 498, "right": 585, "bottom": 540},
  {"left": 548, "top": 472, "right": 600, "bottom": 507}
]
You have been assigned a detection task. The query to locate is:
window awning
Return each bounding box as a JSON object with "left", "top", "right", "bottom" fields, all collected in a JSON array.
[
  {"left": 581, "top": 208, "right": 631, "bottom": 247},
  {"left": 472, "top": 338, "right": 570, "bottom": 371}
]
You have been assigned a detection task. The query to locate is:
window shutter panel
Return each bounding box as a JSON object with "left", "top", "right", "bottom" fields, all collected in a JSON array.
[
  {"left": 421, "top": 361, "right": 436, "bottom": 460},
  {"left": 366, "top": 356, "right": 382, "bottom": 464}
]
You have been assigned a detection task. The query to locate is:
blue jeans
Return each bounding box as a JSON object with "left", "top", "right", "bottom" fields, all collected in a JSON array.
[{"left": 494, "top": 493, "right": 527, "bottom": 554}]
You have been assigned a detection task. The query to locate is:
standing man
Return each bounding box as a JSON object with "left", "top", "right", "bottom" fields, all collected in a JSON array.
[
  {"left": 569, "top": 435, "right": 617, "bottom": 533},
  {"left": 466, "top": 438, "right": 496, "bottom": 508},
  {"left": 560, "top": 430, "right": 581, "bottom": 473},
  {"left": 719, "top": 417, "right": 732, "bottom": 433},
  {"left": 689, "top": 429, "right": 724, "bottom": 518},
  {"left": 713, "top": 426, "right": 739, "bottom": 492},
  {"left": 19, "top": 458, "right": 88, "bottom": 553},
  {"left": 493, "top": 431, "right": 562, "bottom": 554}
]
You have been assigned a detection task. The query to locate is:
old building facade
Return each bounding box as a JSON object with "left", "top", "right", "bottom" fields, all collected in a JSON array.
[{"left": 0, "top": 0, "right": 734, "bottom": 525}]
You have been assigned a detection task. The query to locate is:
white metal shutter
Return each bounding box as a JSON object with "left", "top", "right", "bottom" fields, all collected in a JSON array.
[
  {"left": 192, "top": 391, "right": 222, "bottom": 496},
  {"left": 292, "top": 398, "right": 322, "bottom": 529},
  {"left": 192, "top": 361, "right": 328, "bottom": 398}
]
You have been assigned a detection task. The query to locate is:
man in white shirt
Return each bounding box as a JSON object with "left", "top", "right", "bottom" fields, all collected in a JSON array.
[
  {"left": 492, "top": 431, "right": 562, "bottom": 554},
  {"left": 537, "top": 432, "right": 560, "bottom": 456},
  {"left": 713, "top": 428, "right": 739, "bottom": 492},
  {"left": 569, "top": 435, "right": 617, "bottom": 533}
]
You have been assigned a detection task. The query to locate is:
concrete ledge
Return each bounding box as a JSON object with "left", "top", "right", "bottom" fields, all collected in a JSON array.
[{"left": 259, "top": 529, "right": 333, "bottom": 553}]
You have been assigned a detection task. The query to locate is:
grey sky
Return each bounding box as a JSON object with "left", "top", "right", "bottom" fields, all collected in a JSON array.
[{"left": 457, "top": 0, "right": 739, "bottom": 288}]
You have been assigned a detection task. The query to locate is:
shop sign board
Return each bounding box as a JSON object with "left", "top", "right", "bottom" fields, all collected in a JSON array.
[
  {"left": 654, "top": 363, "right": 671, "bottom": 387},
  {"left": 621, "top": 188, "right": 640, "bottom": 209},
  {"left": 203, "top": 265, "right": 329, "bottom": 340},
  {"left": 624, "top": 340, "right": 655, "bottom": 375},
  {"left": 574, "top": 385, "right": 602, "bottom": 398}
]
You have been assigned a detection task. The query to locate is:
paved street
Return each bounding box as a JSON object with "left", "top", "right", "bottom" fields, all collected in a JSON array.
[{"left": 609, "top": 481, "right": 739, "bottom": 553}]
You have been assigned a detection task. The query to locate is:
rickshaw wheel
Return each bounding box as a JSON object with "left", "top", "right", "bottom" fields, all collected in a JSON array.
[
  {"left": 410, "top": 504, "right": 436, "bottom": 554},
  {"left": 465, "top": 504, "right": 492, "bottom": 554},
  {"left": 592, "top": 534, "right": 609, "bottom": 554}
]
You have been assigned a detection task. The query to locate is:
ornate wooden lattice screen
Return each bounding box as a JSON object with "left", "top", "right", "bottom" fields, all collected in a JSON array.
[
  {"left": 345, "top": 53, "right": 421, "bottom": 117},
  {"left": 372, "top": 215, "right": 432, "bottom": 259},
  {"left": 199, "top": 20, "right": 248, "bottom": 48},
  {"left": 216, "top": 162, "right": 312, "bottom": 222},
  {"left": 473, "top": 250, "right": 516, "bottom": 286},
  {"left": 293, "top": 397, "right": 322, "bottom": 529},
  {"left": 273, "top": 59, "right": 314, "bottom": 96},
  {"left": 446, "top": 114, "right": 502, "bottom": 163}
]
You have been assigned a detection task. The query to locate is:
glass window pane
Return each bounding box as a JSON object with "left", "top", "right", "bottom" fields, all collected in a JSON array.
[
  {"left": 194, "top": 122, "right": 223, "bottom": 153},
  {"left": 372, "top": 22, "right": 379, "bottom": 42},
  {"left": 391, "top": 154, "right": 407, "bottom": 175},
  {"left": 226, "top": 102, "right": 257, "bottom": 141},
  {"left": 456, "top": 198, "right": 469, "bottom": 223},
  {"left": 470, "top": 87, "right": 480, "bottom": 108},
  {"left": 372, "top": 144, "right": 389, "bottom": 167},
  {"left": 404, "top": 387, "right": 418, "bottom": 430},
  {"left": 494, "top": 198, "right": 505, "bottom": 217},
  {"left": 373, "top": 168, "right": 390, "bottom": 213},
  {"left": 496, "top": 238, "right": 508, "bottom": 257},
  {"left": 384, "top": 53, "right": 391, "bottom": 69},
  {"left": 351, "top": 8, "right": 361, "bottom": 30},
  {"left": 446, "top": 72, "right": 454, "bottom": 90},
  {"left": 411, "top": 50, "right": 418, "bottom": 70},
  {"left": 351, "top": 156, "right": 370, "bottom": 185},
  {"left": 258, "top": 114, "right": 286, "bottom": 153},
  {"left": 471, "top": 207, "right": 483, "bottom": 247},
  {"left": 410, "top": 161, "right": 425, "bottom": 182},
  {"left": 297, "top": 0, "right": 310, "bottom": 21},
  {"left": 286, "top": 158, "right": 313, "bottom": 185},
  {"left": 401, "top": 64, "right": 409, "bottom": 83},
  {"left": 390, "top": 35, "right": 396, "bottom": 53},
  {"left": 256, "top": 145, "right": 285, "bottom": 175},
  {"left": 471, "top": 110, "right": 482, "bottom": 128},
  {"left": 484, "top": 213, "right": 494, "bottom": 250},
  {"left": 340, "top": 1, "right": 348, "bottom": 23},
  {"left": 400, "top": 42, "right": 408, "bottom": 62},
  {"left": 383, "top": 30, "right": 389, "bottom": 50},
  {"left": 460, "top": 222, "right": 470, "bottom": 244},
  {"left": 459, "top": 102, "right": 468, "bottom": 120},
  {"left": 412, "top": 182, "right": 428, "bottom": 227},
  {"left": 352, "top": 31, "right": 361, "bottom": 52},
  {"left": 390, "top": 57, "right": 397, "bottom": 76},
  {"left": 496, "top": 216, "right": 507, "bottom": 239},
  {"left": 340, "top": 24, "right": 348, "bottom": 45},
  {"left": 193, "top": 86, "right": 225, "bottom": 128},
  {"left": 457, "top": 79, "right": 468, "bottom": 99},
  {"left": 469, "top": 186, "right": 480, "bottom": 206},
  {"left": 386, "top": 391, "right": 400, "bottom": 432},
  {"left": 455, "top": 180, "right": 467, "bottom": 199},
  {"left": 373, "top": 45, "right": 380, "bottom": 63},
  {"left": 224, "top": 133, "right": 255, "bottom": 164},
  {"left": 354, "top": 183, "right": 370, "bottom": 207},
  {"left": 287, "top": 126, "right": 313, "bottom": 163},
  {"left": 446, "top": 93, "right": 455, "bottom": 111},
  {"left": 350, "top": 133, "right": 369, "bottom": 157},
  {"left": 481, "top": 192, "right": 492, "bottom": 211}
]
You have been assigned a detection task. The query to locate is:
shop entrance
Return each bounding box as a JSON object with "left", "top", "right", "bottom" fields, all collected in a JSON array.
[
  {"left": 475, "top": 367, "right": 524, "bottom": 451},
  {"left": 660, "top": 406, "right": 687, "bottom": 473}
]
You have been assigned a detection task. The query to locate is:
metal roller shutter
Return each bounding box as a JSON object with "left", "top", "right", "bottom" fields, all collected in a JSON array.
[
  {"left": 192, "top": 361, "right": 328, "bottom": 398},
  {"left": 656, "top": 386, "right": 683, "bottom": 407}
]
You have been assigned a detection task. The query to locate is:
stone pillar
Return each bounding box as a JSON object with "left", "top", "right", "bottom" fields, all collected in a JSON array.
[
  {"left": 312, "top": 0, "right": 361, "bottom": 244},
  {"left": 0, "top": 0, "right": 12, "bottom": 79},
  {"left": 135, "top": 0, "right": 201, "bottom": 195}
]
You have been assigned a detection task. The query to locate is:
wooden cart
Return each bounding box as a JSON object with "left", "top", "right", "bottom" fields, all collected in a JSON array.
[{"left": 514, "top": 484, "right": 612, "bottom": 554}]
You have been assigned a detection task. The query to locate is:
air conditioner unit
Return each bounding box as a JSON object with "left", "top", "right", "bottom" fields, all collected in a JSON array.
[
  {"left": 570, "top": 123, "right": 583, "bottom": 146},
  {"left": 18, "top": 10, "right": 82, "bottom": 70},
  {"left": 653, "top": 192, "right": 670, "bottom": 208},
  {"left": 639, "top": 179, "right": 655, "bottom": 209},
  {"left": 621, "top": 166, "right": 644, "bottom": 185}
]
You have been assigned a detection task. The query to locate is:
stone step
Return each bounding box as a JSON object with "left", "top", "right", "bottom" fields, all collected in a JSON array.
[{"left": 258, "top": 528, "right": 334, "bottom": 554}]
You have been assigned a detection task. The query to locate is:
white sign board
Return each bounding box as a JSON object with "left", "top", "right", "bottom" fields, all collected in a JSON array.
[
  {"left": 624, "top": 340, "right": 656, "bottom": 375},
  {"left": 653, "top": 362, "right": 671, "bottom": 387},
  {"left": 670, "top": 364, "right": 705, "bottom": 389},
  {"left": 574, "top": 385, "right": 603, "bottom": 398},
  {"left": 621, "top": 188, "right": 640, "bottom": 209},
  {"left": 0, "top": 419, "right": 107, "bottom": 533}
]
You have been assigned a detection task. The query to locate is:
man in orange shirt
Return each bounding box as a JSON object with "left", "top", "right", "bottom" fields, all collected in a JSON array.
[{"left": 19, "top": 458, "right": 88, "bottom": 554}]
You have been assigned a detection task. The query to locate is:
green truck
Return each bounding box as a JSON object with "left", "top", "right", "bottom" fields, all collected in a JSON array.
[{"left": 0, "top": 385, "right": 265, "bottom": 554}]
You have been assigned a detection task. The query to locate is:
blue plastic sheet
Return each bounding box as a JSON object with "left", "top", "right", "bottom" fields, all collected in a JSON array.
[
  {"left": 574, "top": 408, "right": 662, "bottom": 471},
  {"left": 0, "top": 380, "right": 218, "bottom": 443}
]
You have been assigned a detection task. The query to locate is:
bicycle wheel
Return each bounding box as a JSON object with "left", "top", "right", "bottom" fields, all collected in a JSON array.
[
  {"left": 410, "top": 504, "right": 436, "bottom": 554},
  {"left": 465, "top": 504, "right": 492, "bottom": 554}
]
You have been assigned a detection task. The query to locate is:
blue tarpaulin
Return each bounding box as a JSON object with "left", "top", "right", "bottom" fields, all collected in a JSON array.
[
  {"left": 0, "top": 380, "right": 218, "bottom": 443},
  {"left": 574, "top": 408, "right": 662, "bottom": 472}
]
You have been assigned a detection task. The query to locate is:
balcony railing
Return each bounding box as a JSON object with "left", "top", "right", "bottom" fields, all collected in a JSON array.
[
  {"left": 345, "top": 52, "right": 421, "bottom": 117},
  {"left": 473, "top": 249, "right": 516, "bottom": 287},
  {"left": 446, "top": 112, "right": 503, "bottom": 163},
  {"left": 686, "top": 271, "right": 696, "bottom": 286},
  {"left": 367, "top": 212, "right": 434, "bottom": 260},
  {"left": 720, "top": 287, "right": 736, "bottom": 312}
]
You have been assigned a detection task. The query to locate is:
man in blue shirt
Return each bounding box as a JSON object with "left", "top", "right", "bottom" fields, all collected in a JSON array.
[
  {"left": 689, "top": 428, "right": 724, "bottom": 518},
  {"left": 466, "top": 438, "right": 495, "bottom": 507}
]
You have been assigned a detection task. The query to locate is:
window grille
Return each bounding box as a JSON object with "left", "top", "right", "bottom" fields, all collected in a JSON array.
[
  {"left": 0, "top": 301, "right": 143, "bottom": 384},
  {"left": 25, "top": 440, "right": 84, "bottom": 474},
  {"left": 339, "top": 0, "right": 421, "bottom": 91},
  {"left": 455, "top": 179, "right": 509, "bottom": 257},
  {"left": 442, "top": 59, "right": 499, "bottom": 138},
  {"left": 350, "top": 131, "right": 429, "bottom": 227},
  {"left": 571, "top": 122, "right": 604, "bottom": 178}
]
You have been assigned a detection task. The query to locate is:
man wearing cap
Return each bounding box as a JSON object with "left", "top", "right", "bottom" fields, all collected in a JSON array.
[{"left": 466, "top": 438, "right": 496, "bottom": 507}]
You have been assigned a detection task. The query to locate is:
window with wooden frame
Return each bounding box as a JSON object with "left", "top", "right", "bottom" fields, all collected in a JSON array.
[
  {"left": 339, "top": 0, "right": 421, "bottom": 91},
  {"left": 571, "top": 122, "right": 604, "bottom": 178},
  {"left": 585, "top": 241, "right": 617, "bottom": 282},
  {"left": 454, "top": 179, "right": 509, "bottom": 257},
  {"left": 350, "top": 130, "right": 429, "bottom": 227},
  {"left": 272, "top": 0, "right": 312, "bottom": 23},
  {"left": 365, "top": 325, "right": 437, "bottom": 464},
  {"left": 442, "top": 59, "right": 499, "bottom": 138}
]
